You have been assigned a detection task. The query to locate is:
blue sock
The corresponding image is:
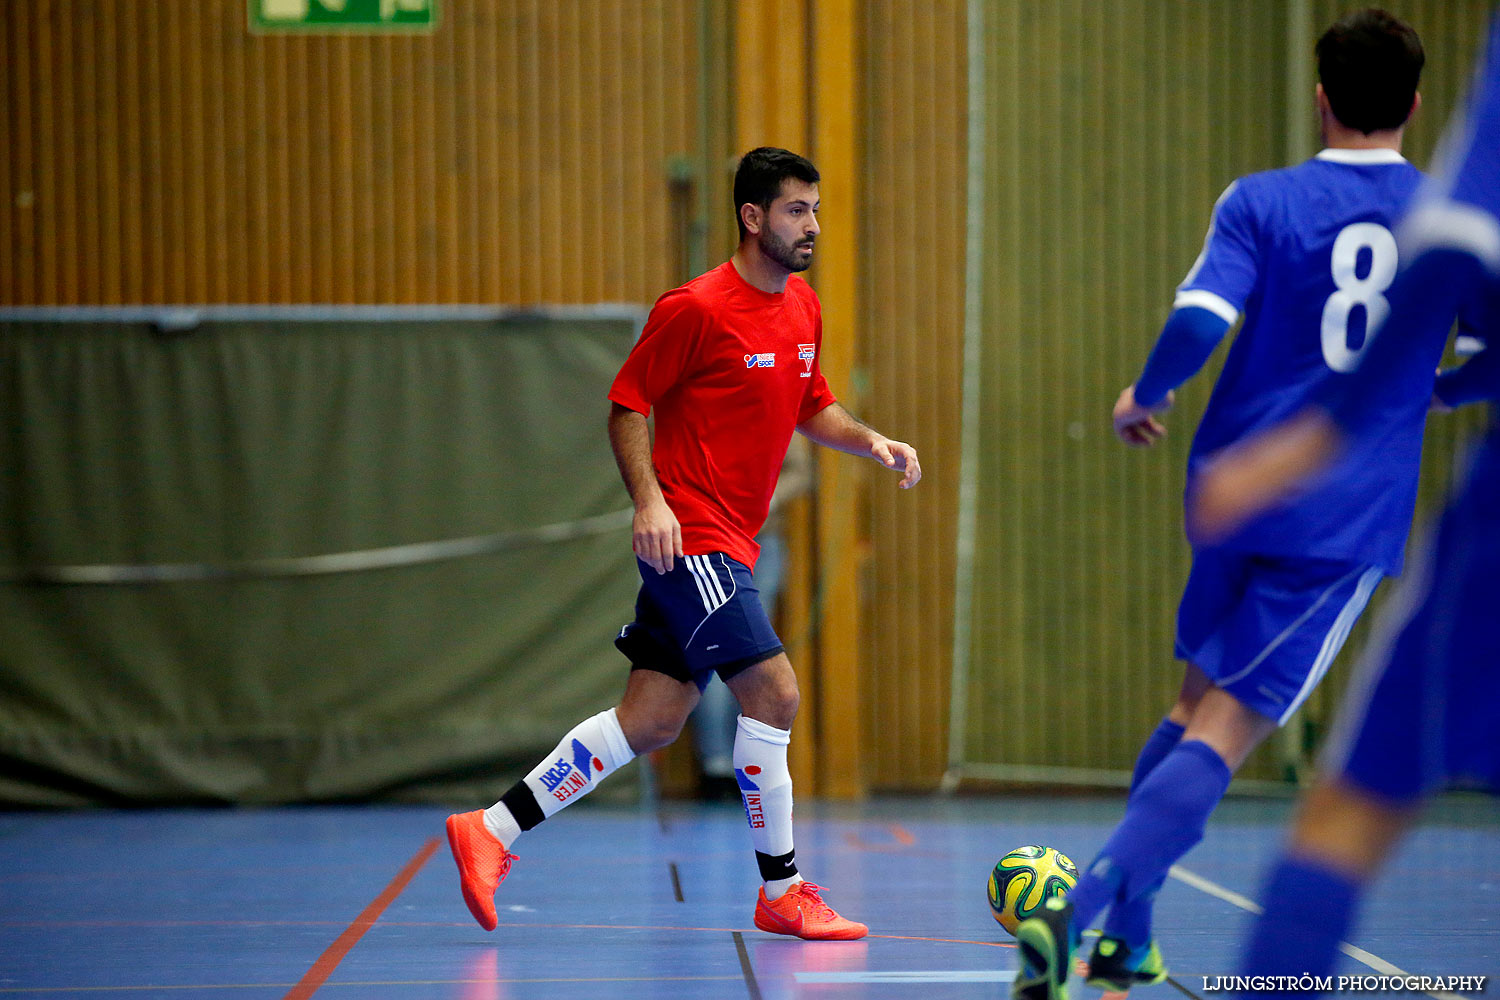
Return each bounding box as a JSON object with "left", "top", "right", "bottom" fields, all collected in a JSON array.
[
  {"left": 1099, "top": 718, "right": 1185, "bottom": 949},
  {"left": 1101, "top": 877, "right": 1161, "bottom": 950},
  {"left": 1129, "top": 717, "right": 1186, "bottom": 796},
  {"left": 1068, "top": 740, "right": 1232, "bottom": 932},
  {"left": 1240, "top": 856, "right": 1359, "bottom": 993}
]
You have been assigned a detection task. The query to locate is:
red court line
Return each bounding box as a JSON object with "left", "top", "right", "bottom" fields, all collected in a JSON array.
[
  {"left": 843, "top": 822, "right": 921, "bottom": 852},
  {"left": 888, "top": 823, "right": 916, "bottom": 846},
  {"left": 283, "top": 837, "right": 440, "bottom": 1000},
  {"left": 872, "top": 932, "right": 1014, "bottom": 949}
]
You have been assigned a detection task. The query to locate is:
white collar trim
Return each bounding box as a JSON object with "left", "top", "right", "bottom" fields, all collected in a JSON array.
[{"left": 1316, "top": 148, "right": 1407, "bottom": 165}]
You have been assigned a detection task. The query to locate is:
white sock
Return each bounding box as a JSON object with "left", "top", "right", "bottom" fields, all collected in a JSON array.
[
  {"left": 734, "top": 714, "right": 802, "bottom": 900},
  {"left": 482, "top": 801, "right": 523, "bottom": 848},
  {"left": 764, "top": 873, "right": 804, "bottom": 900},
  {"left": 483, "top": 708, "right": 635, "bottom": 847}
]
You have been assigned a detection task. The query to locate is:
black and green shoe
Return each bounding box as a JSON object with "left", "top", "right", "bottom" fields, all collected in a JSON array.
[
  {"left": 1012, "top": 897, "right": 1075, "bottom": 1000},
  {"left": 1084, "top": 935, "right": 1168, "bottom": 992}
]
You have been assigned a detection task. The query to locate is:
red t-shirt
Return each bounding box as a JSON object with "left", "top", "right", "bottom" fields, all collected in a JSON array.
[{"left": 608, "top": 261, "right": 837, "bottom": 570}]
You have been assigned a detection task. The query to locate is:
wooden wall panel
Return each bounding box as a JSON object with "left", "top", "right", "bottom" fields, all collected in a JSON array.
[
  {"left": 1, "top": 0, "right": 713, "bottom": 305},
  {"left": 8, "top": 1, "right": 1491, "bottom": 795},
  {"left": 860, "top": 0, "right": 968, "bottom": 790},
  {"left": 963, "top": 0, "right": 1290, "bottom": 781},
  {"left": 953, "top": 0, "right": 1494, "bottom": 786}
]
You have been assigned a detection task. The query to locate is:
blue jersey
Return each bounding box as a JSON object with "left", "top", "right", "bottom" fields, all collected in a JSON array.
[
  {"left": 1179, "top": 151, "right": 1432, "bottom": 573},
  {"left": 1331, "top": 10, "right": 1500, "bottom": 802},
  {"left": 1332, "top": 7, "right": 1500, "bottom": 443},
  {"left": 1333, "top": 8, "right": 1500, "bottom": 482}
]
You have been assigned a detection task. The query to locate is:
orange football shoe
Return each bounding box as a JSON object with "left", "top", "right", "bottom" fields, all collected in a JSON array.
[
  {"left": 445, "top": 810, "right": 517, "bottom": 932},
  {"left": 753, "top": 881, "right": 868, "bottom": 940}
]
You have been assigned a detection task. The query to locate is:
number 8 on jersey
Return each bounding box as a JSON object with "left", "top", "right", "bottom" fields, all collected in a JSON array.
[{"left": 1322, "top": 222, "right": 1398, "bottom": 372}]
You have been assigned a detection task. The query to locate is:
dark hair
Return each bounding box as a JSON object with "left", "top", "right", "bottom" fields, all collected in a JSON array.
[
  {"left": 1316, "top": 9, "right": 1424, "bottom": 135},
  {"left": 732, "top": 147, "right": 820, "bottom": 239}
]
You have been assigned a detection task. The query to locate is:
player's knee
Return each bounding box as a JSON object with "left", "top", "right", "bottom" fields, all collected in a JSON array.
[
  {"left": 618, "top": 702, "right": 690, "bottom": 754},
  {"left": 629, "top": 716, "right": 685, "bottom": 753},
  {"left": 1167, "top": 699, "right": 1196, "bottom": 727},
  {"left": 757, "top": 678, "right": 799, "bottom": 730},
  {"left": 735, "top": 689, "right": 798, "bottom": 731},
  {"left": 728, "top": 655, "right": 800, "bottom": 730},
  {"left": 1171, "top": 664, "right": 1212, "bottom": 723}
]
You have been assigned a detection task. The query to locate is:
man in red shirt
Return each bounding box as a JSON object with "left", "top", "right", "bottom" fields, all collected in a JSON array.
[{"left": 446, "top": 147, "right": 921, "bottom": 940}]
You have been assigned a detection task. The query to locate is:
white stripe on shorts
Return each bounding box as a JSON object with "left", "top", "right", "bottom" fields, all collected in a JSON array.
[
  {"left": 685, "top": 555, "right": 719, "bottom": 613},
  {"left": 700, "top": 554, "right": 729, "bottom": 604},
  {"left": 1278, "top": 566, "right": 1383, "bottom": 726},
  {"left": 712, "top": 553, "right": 738, "bottom": 607},
  {"left": 1320, "top": 534, "right": 1439, "bottom": 775},
  {"left": 683, "top": 554, "right": 740, "bottom": 651},
  {"left": 1216, "top": 565, "right": 1367, "bottom": 689}
]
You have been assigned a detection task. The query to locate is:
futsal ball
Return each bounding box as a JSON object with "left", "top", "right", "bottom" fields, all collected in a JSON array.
[{"left": 987, "top": 845, "right": 1079, "bottom": 935}]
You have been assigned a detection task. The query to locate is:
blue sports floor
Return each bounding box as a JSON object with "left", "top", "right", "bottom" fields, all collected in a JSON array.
[{"left": 0, "top": 795, "right": 1494, "bottom": 999}]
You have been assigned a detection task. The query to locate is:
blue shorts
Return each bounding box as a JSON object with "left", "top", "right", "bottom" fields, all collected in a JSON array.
[
  {"left": 613, "top": 553, "right": 783, "bottom": 691},
  {"left": 1323, "top": 440, "right": 1500, "bottom": 804},
  {"left": 1176, "top": 550, "right": 1384, "bottom": 725}
]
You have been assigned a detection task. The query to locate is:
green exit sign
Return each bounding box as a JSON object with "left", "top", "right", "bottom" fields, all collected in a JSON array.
[{"left": 250, "top": 0, "right": 437, "bottom": 33}]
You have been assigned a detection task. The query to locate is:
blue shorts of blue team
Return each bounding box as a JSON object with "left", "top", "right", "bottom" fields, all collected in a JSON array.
[
  {"left": 613, "top": 552, "right": 784, "bottom": 691},
  {"left": 1321, "top": 436, "right": 1500, "bottom": 804},
  {"left": 1176, "top": 549, "right": 1384, "bottom": 726}
]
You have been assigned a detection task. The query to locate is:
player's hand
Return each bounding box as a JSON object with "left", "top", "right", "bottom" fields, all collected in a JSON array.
[
  {"left": 1187, "top": 409, "right": 1342, "bottom": 544},
  {"left": 633, "top": 499, "right": 683, "bottom": 574},
  {"left": 871, "top": 438, "right": 922, "bottom": 489},
  {"left": 1113, "top": 385, "right": 1174, "bottom": 447}
]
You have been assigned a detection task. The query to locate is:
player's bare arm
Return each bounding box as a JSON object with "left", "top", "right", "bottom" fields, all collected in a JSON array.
[
  {"left": 1112, "top": 384, "right": 1175, "bottom": 447},
  {"left": 607, "top": 402, "right": 683, "bottom": 574},
  {"left": 796, "top": 402, "right": 922, "bottom": 489}
]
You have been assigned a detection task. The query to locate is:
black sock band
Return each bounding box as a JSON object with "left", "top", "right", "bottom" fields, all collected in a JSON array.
[
  {"left": 755, "top": 849, "right": 798, "bottom": 883},
  {"left": 501, "top": 782, "right": 545, "bottom": 831}
]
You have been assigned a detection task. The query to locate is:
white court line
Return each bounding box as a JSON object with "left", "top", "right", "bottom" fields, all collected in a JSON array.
[
  {"left": 795, "top": 970, "right": 1017, "bottom": 984},
  {"left": 1169, "top": 865, "right": 1465, "bottom": 1000}
]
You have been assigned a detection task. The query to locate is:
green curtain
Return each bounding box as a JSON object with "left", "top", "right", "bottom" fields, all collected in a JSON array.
[{"left": 0, "top": 315, "right": 644, "bottom": 806}]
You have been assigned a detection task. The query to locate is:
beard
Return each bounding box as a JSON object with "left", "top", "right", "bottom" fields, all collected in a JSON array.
[{"left": 759, "top": 229, "right": 814, "bottom": 272}]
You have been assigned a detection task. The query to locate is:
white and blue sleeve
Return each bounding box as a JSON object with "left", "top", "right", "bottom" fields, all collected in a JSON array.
[{"left": 1174, "top": 180, "right": 1259, "bottom": 326}]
